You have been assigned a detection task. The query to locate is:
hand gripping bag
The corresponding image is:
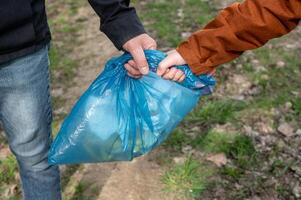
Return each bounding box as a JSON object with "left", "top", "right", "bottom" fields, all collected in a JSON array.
[{"left": 48, "top": 50, "right": 215, "bottom": 164}]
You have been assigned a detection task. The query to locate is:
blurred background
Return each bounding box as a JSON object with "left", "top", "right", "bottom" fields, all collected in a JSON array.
[{"left": 0, "top": 0, "right": 300, "bottom": 199}]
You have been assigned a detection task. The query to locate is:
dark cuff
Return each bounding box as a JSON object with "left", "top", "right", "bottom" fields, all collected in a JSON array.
[{"left": 100, "top": 10, "right": 146, "bottom": 50}]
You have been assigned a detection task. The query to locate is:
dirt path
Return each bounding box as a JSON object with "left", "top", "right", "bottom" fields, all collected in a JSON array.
[
  {"left": 60, "top": 5, "right": 172, "bottom": 200},
  {"left": 97, "top": 154, "right": 173, "bottom": 200}
]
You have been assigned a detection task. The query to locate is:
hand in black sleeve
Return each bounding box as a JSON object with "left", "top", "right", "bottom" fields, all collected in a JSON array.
[
  {"left": 88, "top": 0, "right": 157, "bottom": 76},
  {"left": 88, "top": 0, "right": 145, "bottom": 50}
]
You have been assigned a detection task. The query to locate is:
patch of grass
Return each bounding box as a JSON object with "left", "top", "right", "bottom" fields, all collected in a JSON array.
[
  {"left": 192, "top": 131, "right": 236, "bottom": 153},
  {"left": 227, "top": 135, "right": 256, "bottom": 168},
  {"left": 270, "top": 159, "right": 295, "bottom": 178},
  {"left": 0, "top": 129, "right": 7, "bottom": 145},
  {"left": 67, "top": 0, "right": 86, "bottom": 16},
  {"left": 186, "top": 0, "right": 213, "bottom": 25},
  {"left": 238, "top": 47, "right": 301, "bottom": 128},
  {"left": 163, "top": 129, "right": 192, "bottom": 152},
  {"left": 276, "top": 184, "right": 292, "bottom": 198},
  {"left": 70, "top": 181, "right": 90, "bottom": 200},
  {"left": 51, "top": 96, "right": 66, "bottom": 109},
  {"left": 250, "top": 47, "right": 301, "bottom": 109},
  {"left": 291, "top": 97, "right": 301, "bottom": 117},
  {"left": 8, "top": 196, "right": 20, "bottom": 200},
  {"left": 254, "top": 47, "right": 272, "bottom": 65},
  {"left": 140, "top": 0, "right": 214, "bottom": 47},
  {"left": 162, "top": 156, "right": 213, "bottom": 199},
  {"left": 143, "top": 2, "right": 181, "bottom": 46},
  {"left": 193, "top": 131, "right": 256, "bottom": 168},
  {"left": 51, "top": 96, "right": 67, "bottom": 137},
  {"left": 247, "top": 97, "right": 275, "bottom": 110},
  {"left": 221, "top": 166, "right": 243, "bottom": 179},
  {"left": 50, "top": 15, "right": 77, "bottom": 34},
  {"left": 52, "top": 119, "right": 62, "bottom": 137},
  {"left": 0, "top": 155, "right": 18, "bottom": 183},
  {"left": 47, "top": 0, "right": 86, "bottom": 18},
  {"left": 187, "top": 100, "right": 246, "bottom": 125},
  {"left": 61, "top": 165, "right": 82, "bottom": 192},
  {"left": 49, "top": 45, "right": 76, "bottom": 83},
  {"left": 48, "top": 46, "right": 60, "bottom": 69}
]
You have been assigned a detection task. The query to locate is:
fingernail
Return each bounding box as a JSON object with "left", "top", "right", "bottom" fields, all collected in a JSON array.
[{"left": 140, "top": 67, "right": 149, "bottom": 75}]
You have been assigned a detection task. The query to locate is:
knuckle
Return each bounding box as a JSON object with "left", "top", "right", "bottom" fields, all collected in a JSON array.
[{"left": 158, "top": 64, "right": 164, "bottom": 70}]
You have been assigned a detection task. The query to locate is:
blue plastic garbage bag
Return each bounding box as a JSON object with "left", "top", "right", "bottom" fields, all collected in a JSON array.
[{"left": 48, "top": 50, "right": 215, "bottom": 164}]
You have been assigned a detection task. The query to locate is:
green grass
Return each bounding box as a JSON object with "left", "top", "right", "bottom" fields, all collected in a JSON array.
[
  {"left": 0, "top": 155, "right": 21, "bottom": 200},
  {"left": 221, "top": 166, "right": 244, "bottom": 179},
  {"left": 8, "top": 196, "right": 20, "bottom": 200},
  {"left": 0, "top": 155, "right": 18, "bottom": 183},
  {"left": 49, "top": 44, "right": 76, "bottom": 74},
  {"left": 193, "top": 131, "right": 256, "bottom": 168},
  {"left": 247, "top": 47, "right": 301, "bottom": 108},
  {"left": 235, "top": 45, "right": 301, "bottom": 127},
  {"left": 162, "top": 156, "right": 213, "bottom": 199},
  {"left": 227, "top": 135, "right": 256, "bottom": 168},
  {"left": 61, "top": 165, "right": 81, "bottom": 191},
  {"left": 187, "top": 99, "right": 246, "bottom": 125},
  {"left": 52, "top": 119, "right": 62, "bottom": 137},
  {"left": 139, "top": 0, "right": 214, "bottom": 47},
  {"left": 70, "top": 181, "right": 90, "bottom": 200},
  {"left": 162, "top": 130, "right": 256, "bottom": 198},
  {"left": 186, "top": 0, "right": 213, "bottom": 25},
  {"left": 270, "top": 159, "right": 295, "bottom": 178},
  {"left": 144, "top": 2, "right": 181, "bottom": 46},
  {"left": 291, "top": 97, "right": 301, "bottom": 117},
  {"left": 163, "top": 128, "right": 192, "bottom": 152},
  {"left": 192, "top": 131, "right": 236, "bottom": 153},
  {"left": 50, "top": 96, "right": 68, "bottom": 137},
  {"left": 48, "top": 34, "right": 77, "bottom": 85}
]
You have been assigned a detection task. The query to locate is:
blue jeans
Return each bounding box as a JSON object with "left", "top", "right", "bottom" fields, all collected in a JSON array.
[{"left": 0, "top": 45, "right": 61, "bottom": 200}]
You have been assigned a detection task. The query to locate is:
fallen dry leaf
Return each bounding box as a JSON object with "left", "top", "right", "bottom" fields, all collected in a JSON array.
[{"left": 206, "top": 153, "right": 227, "bottom": 167}]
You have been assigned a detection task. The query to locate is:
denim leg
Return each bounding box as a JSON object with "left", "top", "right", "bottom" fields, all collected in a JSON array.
[{"left": 0, "top": 46, "right": 61, "bottom": 200}]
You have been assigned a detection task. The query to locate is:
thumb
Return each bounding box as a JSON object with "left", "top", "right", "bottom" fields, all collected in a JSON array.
[
  {"left": 157, "top": 55, "right": 175, "bottom": 76},
  {"left": 130, "top": 47, "right": 149, "bottom": 75}
]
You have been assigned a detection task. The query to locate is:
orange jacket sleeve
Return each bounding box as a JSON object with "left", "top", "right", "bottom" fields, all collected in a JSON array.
[{"left": 176, "top": 0, "right": 301, "bottom": 75}]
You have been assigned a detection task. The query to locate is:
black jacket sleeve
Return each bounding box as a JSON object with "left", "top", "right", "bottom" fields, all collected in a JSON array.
[{"left": 88, "top": 0, "right": 146, "bottom": 50}]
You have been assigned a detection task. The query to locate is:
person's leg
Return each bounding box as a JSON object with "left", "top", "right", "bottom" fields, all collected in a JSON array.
[{"left": 0, "top": 45, "right": 61, "bottom": 200}]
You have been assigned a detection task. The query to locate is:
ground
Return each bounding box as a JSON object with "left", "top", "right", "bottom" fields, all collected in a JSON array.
[{"left": 0, "top": 0, "right": 300, "bottom": 200}]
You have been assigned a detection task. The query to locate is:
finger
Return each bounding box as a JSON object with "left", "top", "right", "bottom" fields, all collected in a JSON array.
[
  {"left": 157, "top": 55, "right": 175, "bottom": 76},
  {"left": 209, "top": 69, "right": 216, "bottom": 76},
  {"left": 143, "top": 38, "right": 157, "bottom": 50},
  {"left": 130, "top": 47, "right": 149, "bottom": 75},
  {"left": 163, "top": 67, "right": 177, "bottom": 80},
  {"left": 124, "top": 63, "right": 142, "bottom": 76},
  {"left": 128, "top": 60, "right": 139, "bottom": 70},
  {"left": 160, "top": 68, "right": 170, "bottom": 77},
  {"left": 148, "top": 45, "right": 156, "bottom": 50},
  {"left": 173, "top": 70, "right": 184, "bottom": 81},
  {"left": 145, "top": 43, "right": 157, "bottom": 50},
  {"left": 124, "top": 63, "right": 141, "bottom": 75},
  {"left": 167, "top": 49, "right": 175, "bottom": 55},
  {"left": 179, "top": 74, "right": 186, "bottom": 82},
  {"left": 127, "top": 72, "right": 142, "bottom": 79},
  {"left": 126, "top": 60, "right": 141, "bottom": 72}
]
